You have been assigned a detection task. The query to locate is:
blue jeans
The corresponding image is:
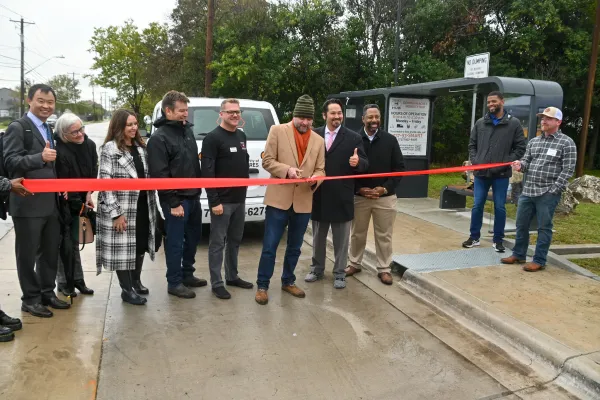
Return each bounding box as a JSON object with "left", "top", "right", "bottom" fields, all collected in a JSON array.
[
  {"left": 161, "top": 199, "right": 202, "bottom": 288},
  {"left": 512, "top": 192, "right": 561, "bottom": 266},
  {"left": 256, "top": 206, "right": 311, "bottom": 290},
  {"left": 470, "top": 177, "right": 510, "bottom": 242}
]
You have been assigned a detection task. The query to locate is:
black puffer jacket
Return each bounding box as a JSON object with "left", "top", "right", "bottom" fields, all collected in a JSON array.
[
  {"left": 147, "top": 116, "right": 202, "bottom": 208},
  {"left": 468, "top": 112, "right": 527, "bottom": 178}
]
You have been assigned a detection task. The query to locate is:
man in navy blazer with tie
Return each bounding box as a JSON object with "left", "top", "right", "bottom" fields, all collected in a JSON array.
[{"left": 3, "top": 84, "right": 70, "bottom": 318}]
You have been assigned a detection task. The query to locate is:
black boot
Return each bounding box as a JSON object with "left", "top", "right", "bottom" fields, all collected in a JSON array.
[
  {"left": 116, "top": 271, "right": 147, "bottom": 305},
  {"left": 57, "top": 283, "right": 77, "bottom": 298},
  {"left": 132, "top": 255, "right": 149, "bottom": 295},
  {"left": 74, "top": 279, "right": 94, "bottom": 295},
  {"left": 0, "top": 326, "right": 14, "bottom": 342}
]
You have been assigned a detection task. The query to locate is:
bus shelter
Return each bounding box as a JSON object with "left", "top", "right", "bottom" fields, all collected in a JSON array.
[{"left": 329, "top": 76, "right": 563, "bottom": 198}]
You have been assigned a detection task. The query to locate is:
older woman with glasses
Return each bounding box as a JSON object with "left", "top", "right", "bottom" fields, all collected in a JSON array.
[{"left": 54, "top": 113, "right": 98, "bottom": 297}]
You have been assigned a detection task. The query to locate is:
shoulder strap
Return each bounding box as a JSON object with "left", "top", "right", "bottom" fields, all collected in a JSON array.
[{"left": 15, "top": 118, "right": 34, "bottom": 151}]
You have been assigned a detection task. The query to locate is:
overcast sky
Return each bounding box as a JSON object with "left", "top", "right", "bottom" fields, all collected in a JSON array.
[{"left": 0, "top": 0, "right": 176, "bottom": 106}]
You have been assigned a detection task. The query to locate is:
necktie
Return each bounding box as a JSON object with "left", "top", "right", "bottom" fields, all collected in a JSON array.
[
  {"left": 326, "top": 132, "right": 334, "bottom": 151},
  {"left": 42, "top": 123, "right": 53, "bottom": 149}
]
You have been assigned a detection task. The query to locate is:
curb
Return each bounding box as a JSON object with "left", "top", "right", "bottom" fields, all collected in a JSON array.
[
  {"left": 401, "top": 270, "right": 600, "bottom": 399},
  {"left": 303, "top": 221, "right": 600, "bottom": 399}
]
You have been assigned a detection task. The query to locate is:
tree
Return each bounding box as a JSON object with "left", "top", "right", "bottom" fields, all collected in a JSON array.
[
  {"left": 89, "top": 20, "right": 169, "bottom": 115},
  {"left": 46, "top": 74, "right": 80, "bottom": 104}
]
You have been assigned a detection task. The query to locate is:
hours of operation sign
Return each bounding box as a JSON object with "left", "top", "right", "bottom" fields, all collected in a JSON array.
[{"left": 387, "top": 97, "right": 430, "bottom": 156}]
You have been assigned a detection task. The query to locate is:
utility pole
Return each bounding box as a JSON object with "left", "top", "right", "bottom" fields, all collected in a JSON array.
[
  {"left": 91, "top": 82, "right": 97, "bottom": 121},
  {"left": 578, "top": 0, "right": 600, "bottom": 177},
  {"left": 101, "top": 92, "right": 108, "bottom": 117},
  {"left": 72, "top": 72, "right": 77, "bottom": 104},
  {"left": 204, "top": 0, "right": 215, "bottom": 96},
  {"left": 10, "top": 18, "right": 35, "bottom": 115}
]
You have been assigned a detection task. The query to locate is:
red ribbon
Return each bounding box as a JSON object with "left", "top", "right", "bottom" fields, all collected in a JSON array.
[{"left": 22, "top": 163, "right": 511, "bottom": 193}]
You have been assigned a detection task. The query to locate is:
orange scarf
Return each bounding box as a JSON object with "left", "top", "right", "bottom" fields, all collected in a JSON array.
[{"left": 292, "top": 123, "right": 310, "bottom": 165}]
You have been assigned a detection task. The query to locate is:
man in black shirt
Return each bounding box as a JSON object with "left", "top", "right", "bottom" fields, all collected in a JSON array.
[
  {"left": 345, "top": 104, "right": 405, "bottom": 285},
  {"left": 147, "top": 91, "right": 206, "bottom": 299},
  {"left": 201, "top": 99, "right": 254, "bottom": 299}
]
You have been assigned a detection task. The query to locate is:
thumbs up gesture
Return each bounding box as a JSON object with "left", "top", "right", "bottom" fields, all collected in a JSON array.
[
  {"left": 42, "top": 140, "right": 56, "bottom": 163},
  {"left": 349, "top": 147, "right": 359, "bottom": 167}
]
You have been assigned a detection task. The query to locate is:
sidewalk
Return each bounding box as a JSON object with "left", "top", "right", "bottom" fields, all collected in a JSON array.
[{"left": 311, "top": 198, "right": 600, "bottom": 399}]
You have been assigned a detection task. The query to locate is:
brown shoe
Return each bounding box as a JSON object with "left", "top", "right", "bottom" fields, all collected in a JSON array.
[
  {"left": 378, "top": 272, "right": 393, "bottom": 285},
  {"left": 523, "top": 262, "right": 545, "bottom": 272},
  {"left": 282, "top": 284, "right": 305, "bottom": 298},
  {"left": 255, "top": 289, "right": 268, "bottom": 305},
  {"left": 344, "top": 266, "right": 362, "bottom": 276},
  {"left": 501, "top": 255, "right": 526, "bottom": 264}
]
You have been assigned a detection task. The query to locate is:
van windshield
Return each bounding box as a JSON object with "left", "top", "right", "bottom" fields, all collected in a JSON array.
[{"left": 189, "top": 107, "right": 275, "bottom": 140}]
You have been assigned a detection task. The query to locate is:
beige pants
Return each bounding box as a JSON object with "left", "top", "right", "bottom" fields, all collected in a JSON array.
[{"left": 349, "top": 195, "right": 397, "bottom": 273}]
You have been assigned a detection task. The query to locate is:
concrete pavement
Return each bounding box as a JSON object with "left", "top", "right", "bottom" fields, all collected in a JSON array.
[
  {"left": 0, "top": 122, "right": 595, "bottom": 399},
  {"left": 2, "top": 222, "right": 526, "bottom": 400},
  {"left": 330, "top": 197, "right": 600, "bottom": 399}
]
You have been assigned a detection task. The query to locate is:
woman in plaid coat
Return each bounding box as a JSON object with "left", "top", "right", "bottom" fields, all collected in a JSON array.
[{"left": 96, "top": 109, "right": 157, "bottom": 305}]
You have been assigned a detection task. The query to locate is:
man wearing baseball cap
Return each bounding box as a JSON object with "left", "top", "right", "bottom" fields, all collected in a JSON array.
[{"left": 501, "top": 107, "right": 577, "bottom": 271}]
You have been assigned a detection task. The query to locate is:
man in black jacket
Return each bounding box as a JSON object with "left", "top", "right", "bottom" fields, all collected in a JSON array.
[
  {"left": 0, "top": 176, "right": 29, "bottom": 341},
  {"left": 305, "top": 99, "right": 368, "bottom": 289},
  {"left": 464, "top": 91, "right": 527, "bottom": 252},
  {"left": 147, "top": 90, "right": 206, "bottom": 299},
  {"left": 201, "top": 99, "right": 254, "bottom": 300},
  {"left": 345, "top": 104, "right": 405, "bottom": 285}
]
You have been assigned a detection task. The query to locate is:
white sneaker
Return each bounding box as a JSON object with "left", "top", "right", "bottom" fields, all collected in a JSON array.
[
  {"left": 304, "top": 271, "right": 323, "bottom": 282},
  {"left": 333, "top": 278, "right": 346, "bottom": 289}
]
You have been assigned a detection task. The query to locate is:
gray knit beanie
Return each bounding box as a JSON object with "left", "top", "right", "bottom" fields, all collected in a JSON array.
[{"left": 293, "top": 95, "right": 315, "bottom": 119}]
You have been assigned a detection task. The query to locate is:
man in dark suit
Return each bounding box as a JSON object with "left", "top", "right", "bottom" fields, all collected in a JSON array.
[
  {"left": 3, "top": 84, "right": 70, "bottom": 318},
  {"left": 305, "top": 98, "right": 368, "bottom": 289}
]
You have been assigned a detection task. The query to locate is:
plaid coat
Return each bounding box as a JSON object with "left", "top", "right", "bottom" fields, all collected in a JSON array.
[{"left": 96, "top": 140, "right": 156, "bottom": 273}]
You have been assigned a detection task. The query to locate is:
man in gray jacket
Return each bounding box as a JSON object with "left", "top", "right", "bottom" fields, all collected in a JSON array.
[
  {"left": 463, "top": 91, "right": 527, "bottom": 252},
  {"left": 3, "top": 84, "right": 70, "bottom": 318}
]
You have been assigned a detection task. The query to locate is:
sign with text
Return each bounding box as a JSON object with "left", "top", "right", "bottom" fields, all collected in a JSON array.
[
  {"left": 388, "top": 97, "right": 430, "bottom": 156},
  {"left": 464, "top": 53, "right": 490, "bottom": 78}
]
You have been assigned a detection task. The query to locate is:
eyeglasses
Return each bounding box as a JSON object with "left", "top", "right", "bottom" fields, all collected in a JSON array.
[
  {"left": 67, "top": 126, "right": 85, "bottom": 136},
  {"left": 222, "top": 110, "right": 241, "bottom": 116}
]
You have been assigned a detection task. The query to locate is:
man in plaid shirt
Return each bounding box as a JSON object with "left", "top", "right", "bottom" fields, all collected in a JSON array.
[{"left": 501, "top": 107, "right": 577, "bottom": 271}]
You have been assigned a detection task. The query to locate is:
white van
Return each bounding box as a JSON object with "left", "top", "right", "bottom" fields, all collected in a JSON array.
[{"left": 147, "top": 98, "right": 279, "bottom": 224}]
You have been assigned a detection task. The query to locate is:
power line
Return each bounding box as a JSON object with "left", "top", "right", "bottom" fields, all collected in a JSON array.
[
  {"left": 0, "top": 54, "right": 20, "bottom": 61},
  {"left": 0, "top": 4, "right": 21, "bottom": 16}
]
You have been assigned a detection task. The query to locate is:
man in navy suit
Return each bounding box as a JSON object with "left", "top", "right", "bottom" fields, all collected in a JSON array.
[
  {"left": 3, "top": 84, "right": 70, "bottom": 318},
  {"left": 305, "top": 99, "right": 368, "bottom": 289}
]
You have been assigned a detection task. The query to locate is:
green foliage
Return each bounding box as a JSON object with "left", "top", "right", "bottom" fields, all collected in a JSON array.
[
  {"left": 89, "top": 20, "right": 169, "bottom": 114},
  {"left": 89, "top": 0, "right": 600, "bottom": 163},
  {"left": 46, "top": 74, "right": 81, "bottom": 104}
]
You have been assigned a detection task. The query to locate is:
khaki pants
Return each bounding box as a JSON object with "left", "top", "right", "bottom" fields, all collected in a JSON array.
[{"left": 349, "top": 195, "right": 396, "bottom": 273}]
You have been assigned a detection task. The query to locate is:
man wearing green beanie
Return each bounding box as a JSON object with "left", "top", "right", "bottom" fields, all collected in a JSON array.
[{"left": 255, "top": 95, "right": 326, "bottom": 305}]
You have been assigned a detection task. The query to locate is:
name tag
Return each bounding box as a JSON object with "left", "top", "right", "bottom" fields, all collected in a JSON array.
[
  {"left": 547, "top": 148, "right": 557, "bottom": 156},
  {"left": 230, "top": 147, "right": 238, "bottom": 152}
]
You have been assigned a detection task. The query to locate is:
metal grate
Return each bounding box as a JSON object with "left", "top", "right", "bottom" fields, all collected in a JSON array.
[{"left": 393, "top": 247, "right": 514, "bottom": 273}]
